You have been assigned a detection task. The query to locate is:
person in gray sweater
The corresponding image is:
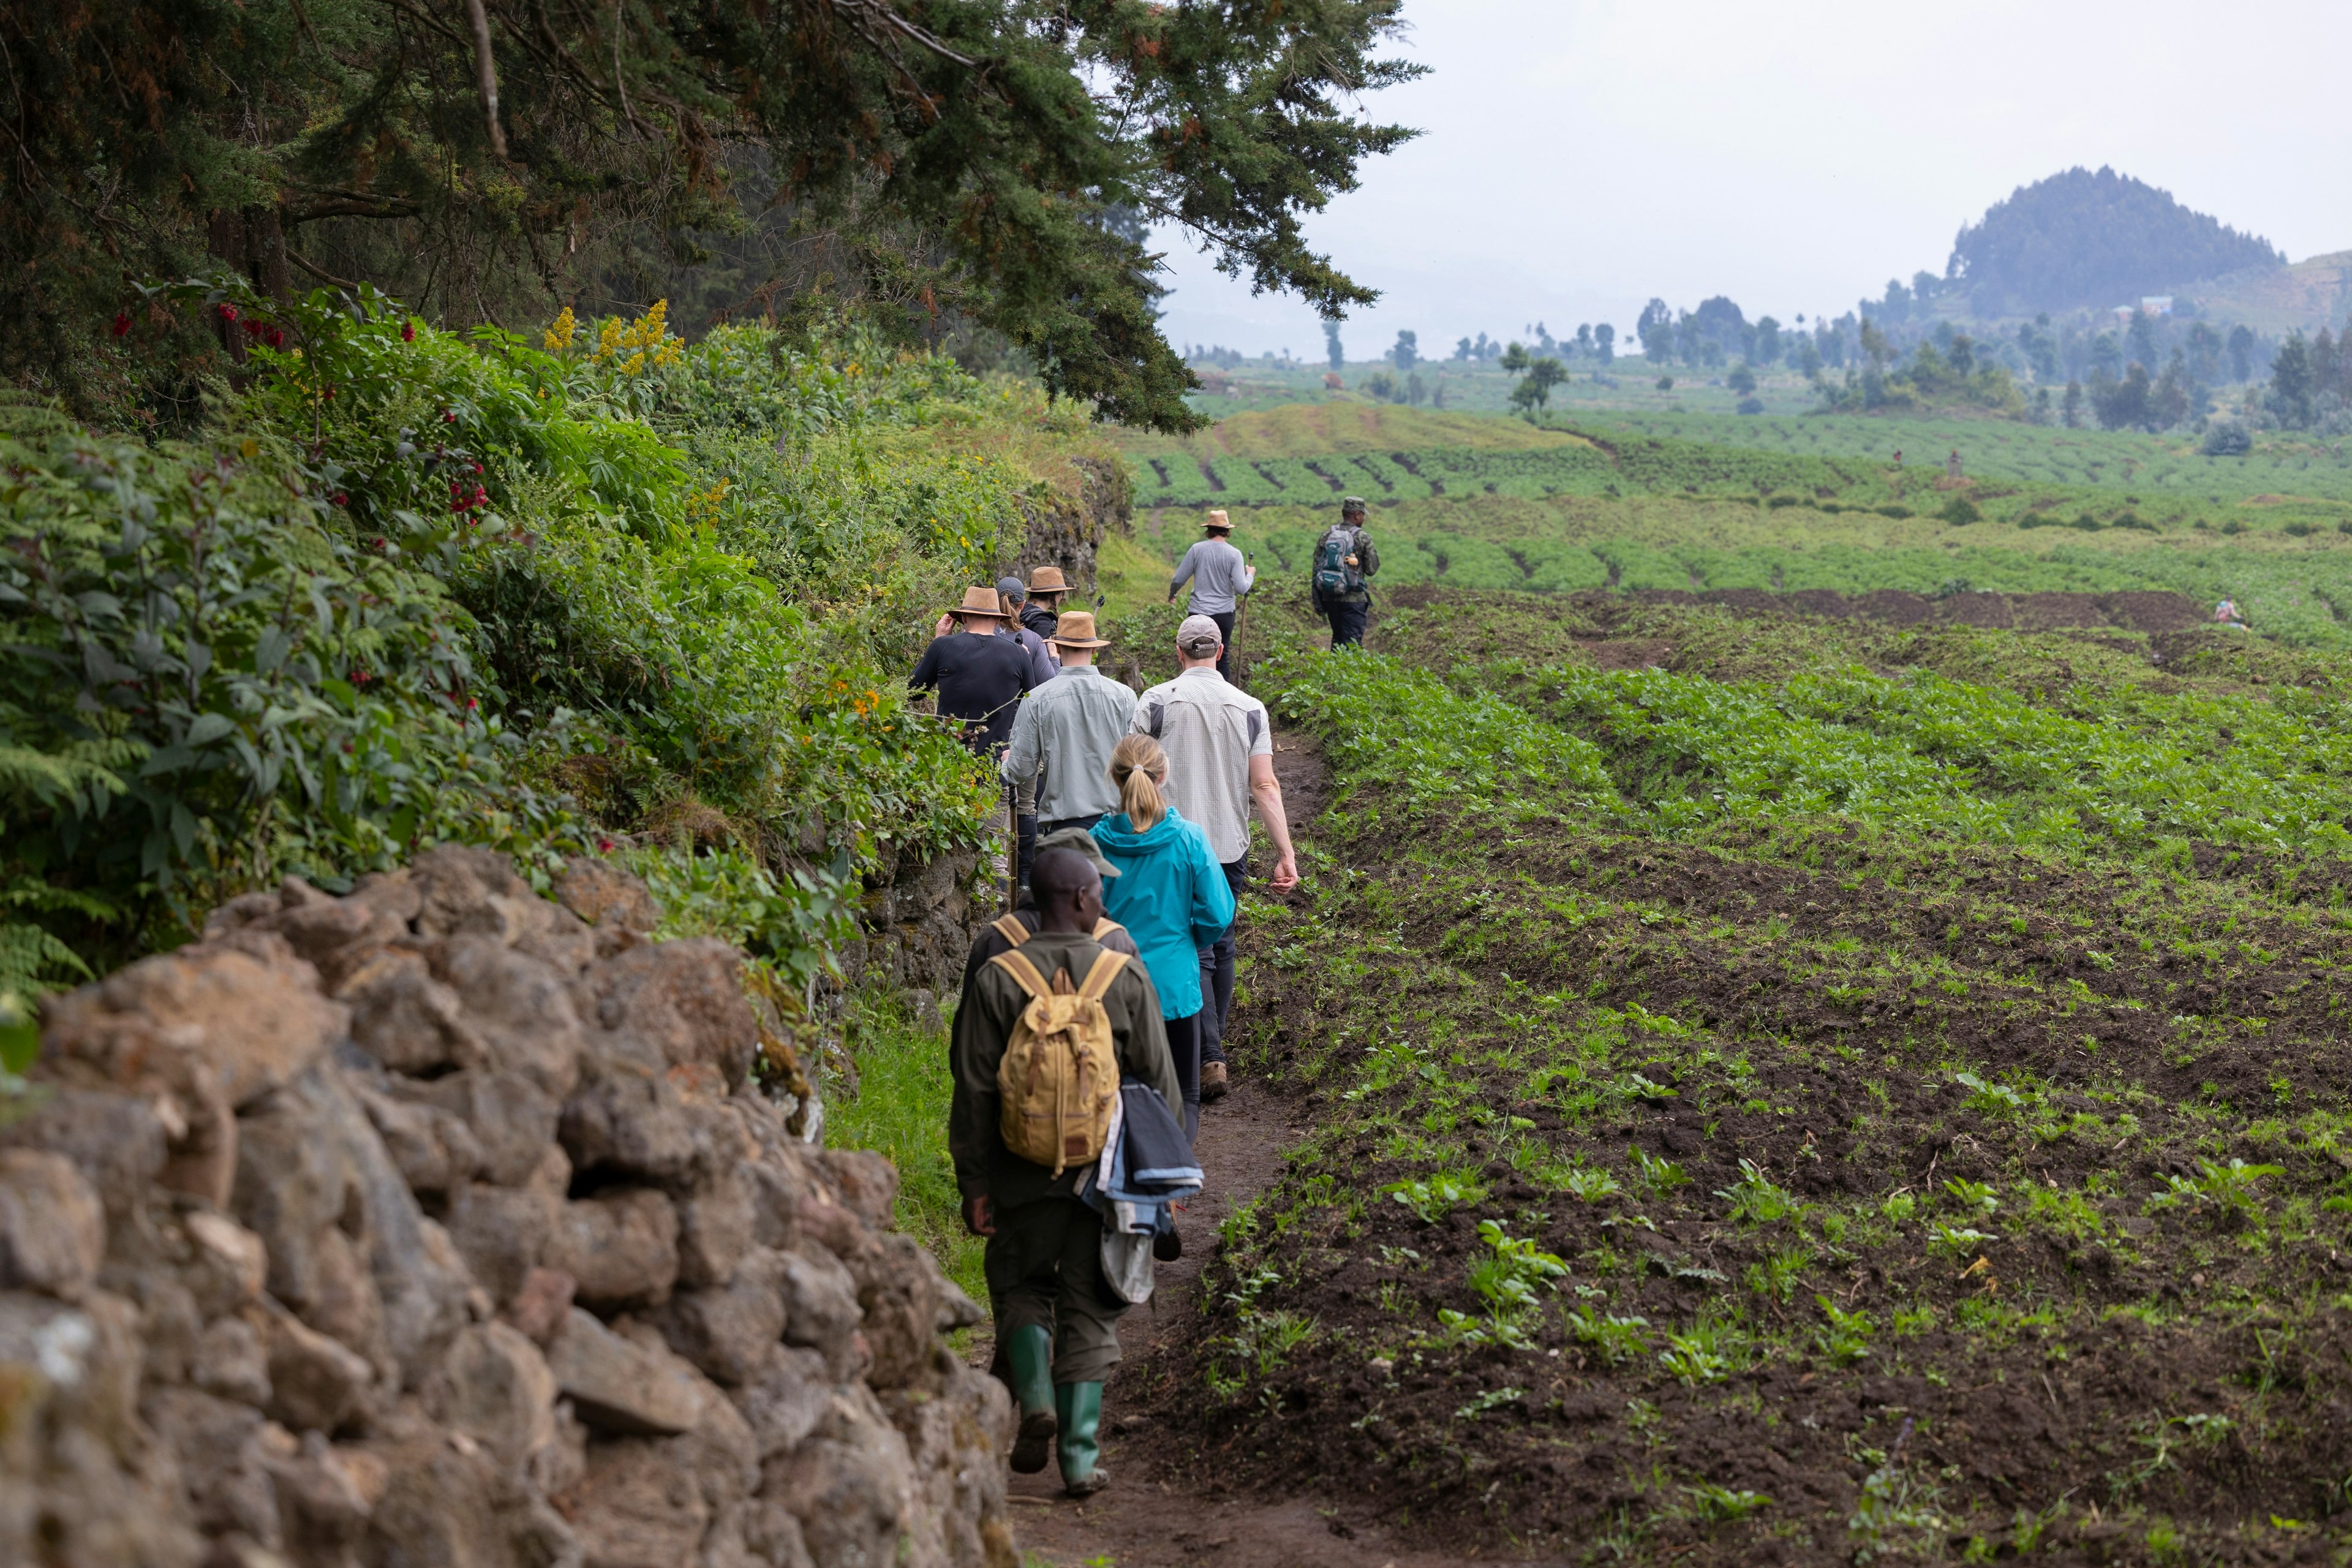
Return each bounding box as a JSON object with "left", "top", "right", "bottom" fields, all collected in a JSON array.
[{"left": 1167, "top": 510, "right": 1255, "bottom": 679}]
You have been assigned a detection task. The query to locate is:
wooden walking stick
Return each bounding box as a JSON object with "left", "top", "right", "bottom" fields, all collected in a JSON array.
[{"left": 1231, "top": 551, "right": 1254, "bottom": 685}]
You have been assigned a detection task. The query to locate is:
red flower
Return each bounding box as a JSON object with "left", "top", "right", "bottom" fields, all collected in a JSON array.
[
  {"left": 331, "top": 492, "right": 349, "bottom": 507},
  {"left": 243, "top": 318, "right": 265, "bottom": 337},
  {"left": 266, "top": 327, "right": 287, "bottom": 348},
  {"left": 401, "top": 321, "right": 416, "bottom": 343},
  {"left": 217, "top": 303, "right": 239, "bottom": 323},
  {"left": 597, "top": 837, "right": 616, "bottom": 853},
  {"left": 111, "top": 312, "right": 130, "bottom": 337},
  {"left": 443, "top": 410, "right": 457, "bottom": 423}
]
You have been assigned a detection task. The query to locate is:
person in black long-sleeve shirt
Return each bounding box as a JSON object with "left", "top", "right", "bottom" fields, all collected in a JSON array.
[{"left": 909, "top": 586, "right": 1038, "bottom": 753}]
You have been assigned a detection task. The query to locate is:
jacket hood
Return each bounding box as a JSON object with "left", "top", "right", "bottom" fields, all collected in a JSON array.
[{"left": 1092, "top": 810, "right": 1189, "bottom": 853}]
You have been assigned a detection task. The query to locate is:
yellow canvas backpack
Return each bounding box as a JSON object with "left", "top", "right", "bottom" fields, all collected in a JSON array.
[{"left": 988, "top": 946, "right": 1128, "bottom": 1175}]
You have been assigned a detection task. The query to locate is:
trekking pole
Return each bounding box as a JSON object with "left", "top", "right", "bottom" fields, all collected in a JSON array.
[
  {"left": 1005, "top": 780, "right": 1019, "bottom": 912},
  {"left": 1231, "top": 552, "right": 1254, "bottom": 685}
]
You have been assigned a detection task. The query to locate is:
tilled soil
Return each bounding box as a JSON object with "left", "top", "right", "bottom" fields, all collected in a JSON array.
[{"left": 1107, "top": 783, "right": 2352, "bottom": 1559}]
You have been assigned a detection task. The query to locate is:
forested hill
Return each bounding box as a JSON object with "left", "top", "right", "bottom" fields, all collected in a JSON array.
[{"left": 1948, "top": 165, "right": 2285, "bottom": 314}]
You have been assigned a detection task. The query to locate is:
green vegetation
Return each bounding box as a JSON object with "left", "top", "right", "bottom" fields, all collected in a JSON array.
[
  {"left": 4, "top": 1, "right": 1422, "bottom": 432},
  {"left": 0, "top": 279, "right": 1121, "bottom": 1009},
  {"left": 1948, "top": 167, "right": 2285, "bottom": 316},
  {"left": 1174, "top": 579, "right": 2352, "bottom": 1559},
  {"left": 827, "top": 991, "right": 985, "bottom": 1304}
]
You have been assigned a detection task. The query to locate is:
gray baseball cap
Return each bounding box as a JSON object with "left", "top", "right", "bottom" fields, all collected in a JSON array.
[
  {"left": 1176, "top": 612, "right": 1224, "bottom": 657},
  {"left": 995, "top": 576, "right": 1027, "bottom": 602}
]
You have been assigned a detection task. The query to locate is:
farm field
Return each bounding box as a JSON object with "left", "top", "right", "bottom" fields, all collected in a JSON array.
[
  {"left": 1569, "top": 410, "right": 2352, "bottom": 506},
  {"left": 1121, "top": 582, "right": 2352, "bottom": 1564},
  {"left": 1111, "top": 402, "right": 2352, "bottom": 651}
]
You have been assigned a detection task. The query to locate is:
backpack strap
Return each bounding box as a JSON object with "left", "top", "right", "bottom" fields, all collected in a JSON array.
[
  {"left": 1076, "top": 948, "right": 1129, "bottom": 1002},
  {"left": 992, "top": 914, "right": 1030, "bottom": 947},
  {"left": 987, "top": 949, "right": 1054, "bottom": 1002},
  {"left": 1091, "top": 917, "right": 1126, "bottom": 941}
]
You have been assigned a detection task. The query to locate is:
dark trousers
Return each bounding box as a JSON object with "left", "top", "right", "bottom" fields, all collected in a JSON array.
[
  {"left": 1325, "top": 600, "right": 1368, "bottom": 649},
  {"left": 985, "top": 1197, "right": 1128, "bottom": 1385},
  {"left": 1040, "top": 813, "right": 1104, "bottom": 837},
  {"left": 1165, "top": 1011, "right": 1201, "bottom": 1144},
  {"left": 1209, "top": 610, "right": 1236, "bottom": 679},
  {"left": 1197, "top": 858, "right": 1245, "bottom": 1068}
]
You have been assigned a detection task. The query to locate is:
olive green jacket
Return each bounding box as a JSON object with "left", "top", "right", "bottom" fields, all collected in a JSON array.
[{"left": 949, "top": 930, "right": 1178, "bottom": 1208}]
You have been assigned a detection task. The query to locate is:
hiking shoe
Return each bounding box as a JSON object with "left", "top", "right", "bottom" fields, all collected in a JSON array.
[
  {"left": 1200, "top": 1060, "right": 1230, "bottom": 1102},
  {"left": 1064, "top": 1466, "right": 1111, "bottom": 1499}
]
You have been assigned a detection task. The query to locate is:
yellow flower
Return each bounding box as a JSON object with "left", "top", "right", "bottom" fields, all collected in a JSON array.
[{"left": 544, "top": 306, "right": 578, "bottom": 353}]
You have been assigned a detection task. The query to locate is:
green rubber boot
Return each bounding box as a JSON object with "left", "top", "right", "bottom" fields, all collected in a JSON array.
[
  {"left": 1055, "top": 1382, "right": 1109, "bottom": 1497},
  {"left": 1005, "top": 1325, "right": 1057, "bottom": 1474}
]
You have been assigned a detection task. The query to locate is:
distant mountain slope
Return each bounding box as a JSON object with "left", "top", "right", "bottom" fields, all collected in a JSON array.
[
  {"left": 1950, "top": 166, "right": 2285, "bottom": 313},
  {"left": 2188, "top": 250, "right": 2352, "bottom": 334}
]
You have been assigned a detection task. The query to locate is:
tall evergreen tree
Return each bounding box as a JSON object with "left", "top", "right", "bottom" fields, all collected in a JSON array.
[{"left": 0, "top": 0, "right": 1421, "bottom": 430}]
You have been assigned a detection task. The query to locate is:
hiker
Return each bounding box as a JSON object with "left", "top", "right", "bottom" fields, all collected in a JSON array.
[
  {"left": 959, "top": 829, "right": 1145, "bottom": 996},
  {"left": 1310, "top": 497, "right": 1379, "bottom": 649},
  {"left": 1000, "top": 611, "right": 1137, "bottom": 848},
  {"left": 1092, "top": 734, "right": 1236, "bottom": 1141},
  {"left": 1022, "top": 565, "right": 1072, "bottom": 643},
  {"left": 1133, "top": 616, "right": 1300, "bottom": 1104},
  {"left": 1167, "top": 508, "right": 1254, "bottom": 679},
  {"left": 908, "top": 586, "right": 1038, "bottom": 755},
  {"left": 952, "top": 844, "right": 1180, "bottom": 1498}
]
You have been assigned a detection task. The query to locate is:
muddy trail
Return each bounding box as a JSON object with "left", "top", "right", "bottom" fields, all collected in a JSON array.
[{"left": 1009, "top": 731, "right": 1506, "bottom": 1567}]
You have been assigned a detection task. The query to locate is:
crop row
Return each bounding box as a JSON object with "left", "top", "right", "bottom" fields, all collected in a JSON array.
[
  {"left": 1498, "top": 658, "right": 2352, "bottom": 854},
  {"left": 1578, "top": 410, "right": 2352, "bottom": 505}
]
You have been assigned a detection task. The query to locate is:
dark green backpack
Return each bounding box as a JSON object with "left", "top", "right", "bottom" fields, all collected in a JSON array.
[{"left": 1313, "top": 526, "right": 1365, "bottom": 598}]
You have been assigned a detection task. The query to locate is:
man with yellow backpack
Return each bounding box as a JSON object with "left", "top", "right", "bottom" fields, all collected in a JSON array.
[{"left": 950, "top": 843, "right": 1181, "bottom": 1497}]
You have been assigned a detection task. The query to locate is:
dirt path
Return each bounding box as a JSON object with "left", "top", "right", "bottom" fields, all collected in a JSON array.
[{"left": 1007, "top": 733, "right": 1525, "bottom": 1567}]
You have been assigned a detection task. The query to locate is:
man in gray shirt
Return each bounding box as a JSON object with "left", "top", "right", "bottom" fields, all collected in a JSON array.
[
  {"left": 1167, "top": 509, "right": 1256, "bottom": 679},
  {"left": 1000, "top": 612, "right": 1139, "bottom": 837}
]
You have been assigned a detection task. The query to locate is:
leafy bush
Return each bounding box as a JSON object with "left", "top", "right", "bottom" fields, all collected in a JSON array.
[
  {"left": 6, "top": 274, "right": 1085, "bottom": 980},
  {"left": 1, "top": 401, "right": 573, "bottom": 959}
]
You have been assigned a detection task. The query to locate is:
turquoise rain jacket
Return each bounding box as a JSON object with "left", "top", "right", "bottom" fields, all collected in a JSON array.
[{"left": 1091, "top": 808, "right": 1235, "bottom": 1019}]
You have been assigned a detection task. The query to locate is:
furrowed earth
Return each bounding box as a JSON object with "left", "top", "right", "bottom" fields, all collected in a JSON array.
[{"left": 1071, "top": 584, "right": 2352, "bottom": 1566}]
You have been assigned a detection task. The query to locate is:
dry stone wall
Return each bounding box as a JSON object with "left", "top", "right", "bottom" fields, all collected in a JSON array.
[{"left": 0, "top": 846, "right": 1015, "bottom": 1568}]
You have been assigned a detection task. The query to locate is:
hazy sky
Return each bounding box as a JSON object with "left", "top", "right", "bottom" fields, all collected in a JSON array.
[{"left": 1153, "top": 0, "right": 2352, "bottom": 358}]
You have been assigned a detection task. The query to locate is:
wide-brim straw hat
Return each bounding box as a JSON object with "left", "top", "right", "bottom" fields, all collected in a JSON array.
[
  {"left": 1048, "top": 611, "right": 1111, "bottom": 649},
  {"left": 1028, "top": 565, "right": 1071, "bottom": 593},
  {"left": 951, "top": 585, "right": 1011, "bottom": 619},
  {"left": 1204, "top": 508, "right": 1234, "bottom": 532}
]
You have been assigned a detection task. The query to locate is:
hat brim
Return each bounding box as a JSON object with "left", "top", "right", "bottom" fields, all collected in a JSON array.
[
  {"left": 952, "top": 605, "right": 1011, "bottom": 619},
  {"left": 1050, "top": 636, "right": 1111, "bottom": 649}
]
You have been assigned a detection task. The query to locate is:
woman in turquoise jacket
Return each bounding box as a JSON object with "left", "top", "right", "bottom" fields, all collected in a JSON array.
[{"left": 1093, "top": 733, "right": 1236, "bottom": 1141}]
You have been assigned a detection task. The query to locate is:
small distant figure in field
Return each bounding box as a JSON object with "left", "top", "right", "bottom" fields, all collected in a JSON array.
[
  {"left": 1893, "top": 449, "right": 1904, "bottom": 467},
  {"left": 1947, "top": 450, "right": 1963, "bottom": 480},
  {"left": 2215, "top": 599, "right": 2245, "bottom": 627}
]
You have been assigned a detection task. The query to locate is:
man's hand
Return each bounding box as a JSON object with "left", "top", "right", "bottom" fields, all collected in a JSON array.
[
  {"left": 962, "top": 1194, "right": 997, "bottom": 1237},
  {"left": 1268, "top": 848, "right": 1300, "bottom": 892},
  {"left": 933, "top": 612, "right": 956, "bottom": 638}
]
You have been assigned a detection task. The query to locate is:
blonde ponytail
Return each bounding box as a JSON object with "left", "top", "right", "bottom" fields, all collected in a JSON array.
[{"left": 1109, "top": 734, "right": 1169, "bottom": 831}]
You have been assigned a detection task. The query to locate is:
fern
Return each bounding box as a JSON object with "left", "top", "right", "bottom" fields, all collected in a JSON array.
[{"left": 0, "top": 921, "right": 90, "bottom": 998}]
